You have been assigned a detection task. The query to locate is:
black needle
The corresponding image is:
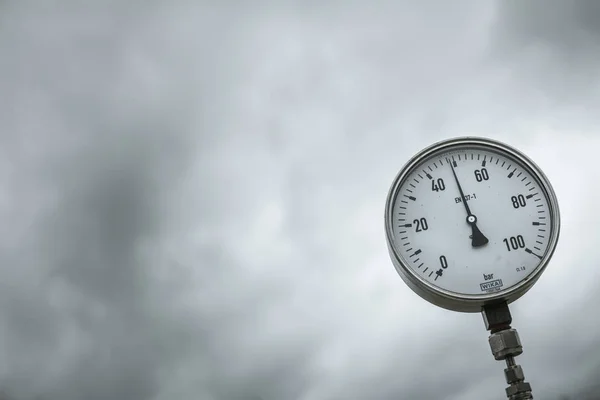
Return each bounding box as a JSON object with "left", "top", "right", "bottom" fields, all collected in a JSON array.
[{"left": 449, "top": 157, "right": 489, "bottom": 248}]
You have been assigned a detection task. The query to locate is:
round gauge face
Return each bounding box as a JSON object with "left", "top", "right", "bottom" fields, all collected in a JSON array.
[{"left": 385, "top": 137, "right": 560, "bottom": 312}]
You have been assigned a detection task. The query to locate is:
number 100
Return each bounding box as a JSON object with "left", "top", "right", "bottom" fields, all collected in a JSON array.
[{"left": 503, "top": 235, "right": 525, "bottom": 251}]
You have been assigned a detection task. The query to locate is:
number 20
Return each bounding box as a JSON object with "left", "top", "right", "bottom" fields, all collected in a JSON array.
[{"left": 413, "top": 218, "right": 428, "bottom": 232}]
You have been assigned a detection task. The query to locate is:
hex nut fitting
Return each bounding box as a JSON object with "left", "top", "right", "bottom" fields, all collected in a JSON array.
[
  {"left": 505, "top": 381, "right": 532, "bottom": 397},
  {"left": 505, "top": 365, "right": 525, "bottom": 384},
  {"left": 489, "top": 329, "right": 523, "bottom": 360}
]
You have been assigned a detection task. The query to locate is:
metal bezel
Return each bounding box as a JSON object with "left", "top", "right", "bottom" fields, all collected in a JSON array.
[{"left": 384, "top": 137, "right": 561, "bottom": 313}]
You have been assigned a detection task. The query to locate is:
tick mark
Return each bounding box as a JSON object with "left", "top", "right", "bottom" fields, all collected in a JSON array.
[
  {"left": 526, "top": 193, "right": 538, "bottom": 199},
  {"left": 404, "top": 195, "right": 416, "bottom": 201},
  {"left": 525, "top": 248, "right": 543, "bottom": 259},
  {"left": 410, "top": 249, "right": 422, "bottom": 258}
]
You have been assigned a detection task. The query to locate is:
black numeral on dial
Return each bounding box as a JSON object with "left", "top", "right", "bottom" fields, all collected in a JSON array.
[
  {"left": 511, "top": 194, "right": 527, "bottom": 209},
  {"left": 431, "top": 178, "right": 445, "bottom": 192},
  {"left": 474, "top": 168, "right": 489, "bottom": 182},
  {"left": 503, "top": 235, "right": 525, "bottom": 251},
  {"left": 439, "top": 255, "right": 448, "bottom": 269},
  {"left": 413, "top": 218, "right": 428, "bottom": 232}
]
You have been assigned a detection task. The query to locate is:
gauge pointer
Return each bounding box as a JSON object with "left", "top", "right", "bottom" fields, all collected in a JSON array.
[{"left": 449, "top": 158, "right": 489, "bottom": 248}]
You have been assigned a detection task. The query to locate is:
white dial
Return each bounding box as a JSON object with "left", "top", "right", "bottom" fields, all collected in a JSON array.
[{"left": 385, "top": 138, "right": 560, "bottom": 312}]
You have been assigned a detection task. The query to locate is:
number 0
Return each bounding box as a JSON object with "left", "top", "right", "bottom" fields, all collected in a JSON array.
[{"left": 440, "top": 255, "right": 448, "bottom": 269}]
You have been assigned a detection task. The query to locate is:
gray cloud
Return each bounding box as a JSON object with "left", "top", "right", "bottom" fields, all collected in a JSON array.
[
  {"left": 494, "top": 0, "right": 600, "bottom": 56},
  {"left": 0, "top": 2, "right": 226, "bottom": 399},
  {"left": 0, "top": 1, "right": 597, "bottom": 400},
  {"left": 490, "top": 0, "right": 600, "bottom": 126}
]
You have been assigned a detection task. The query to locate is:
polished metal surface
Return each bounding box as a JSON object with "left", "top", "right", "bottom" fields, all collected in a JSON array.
[
  {"left": 385, "top": 136, "right": 561, "bottom": 312},
  {"left": 489, "top": 329, "right": 523, "bottom": 360},
  {"left": 483, "top": 303, "right": 534, "bottom": 400}
]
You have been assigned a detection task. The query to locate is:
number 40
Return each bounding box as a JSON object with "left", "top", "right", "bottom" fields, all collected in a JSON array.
[{"left": 431, "top": 178, "right": 445, "bottom": 192}]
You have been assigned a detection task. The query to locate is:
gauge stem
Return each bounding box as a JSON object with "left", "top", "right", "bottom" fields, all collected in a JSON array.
[{"left": 482, "top": 303, "right": 533, "bottom": 400}]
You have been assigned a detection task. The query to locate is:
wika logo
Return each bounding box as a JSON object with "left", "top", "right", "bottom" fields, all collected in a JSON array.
[{"left": 480, "top": 279, "right": 503, "bottom": 291}]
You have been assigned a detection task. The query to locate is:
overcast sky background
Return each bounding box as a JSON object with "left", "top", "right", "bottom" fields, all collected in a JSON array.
[{"left": 0, "top": 1, "right": 599, "bottom": 399}]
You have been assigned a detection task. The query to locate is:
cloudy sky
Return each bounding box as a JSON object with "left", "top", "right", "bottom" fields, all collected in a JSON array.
[{"left": 1, "top": 1, "right": 599, "bottom": 399}]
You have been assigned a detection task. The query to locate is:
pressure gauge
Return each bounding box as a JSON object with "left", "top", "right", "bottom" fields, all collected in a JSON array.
[{"left": 384, "top": 137, "right": 560, "bottom": 312}]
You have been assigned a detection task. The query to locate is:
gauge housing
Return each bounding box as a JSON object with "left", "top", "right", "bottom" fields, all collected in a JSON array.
[{"left": 384, "top": 137, "right": 560, "bottom": 312}]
